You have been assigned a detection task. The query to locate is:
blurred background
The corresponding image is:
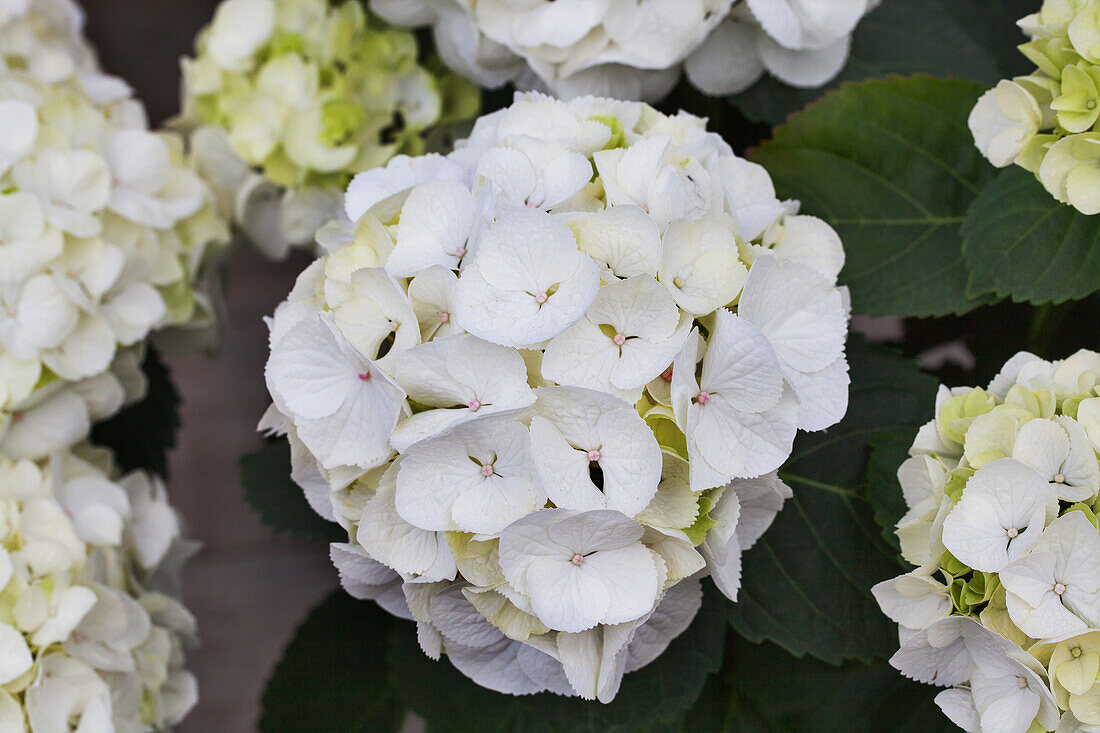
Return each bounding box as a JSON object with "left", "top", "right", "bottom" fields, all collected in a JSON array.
[{"left": 82, "top": 3, "right": 337, "bottom": 730}]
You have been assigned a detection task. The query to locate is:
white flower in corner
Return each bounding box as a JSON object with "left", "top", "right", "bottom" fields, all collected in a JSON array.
[
  {"left": 671, "top": 311, "right": 797, "bottom": 490},
  {"left": 1010, "top": 416, "right": 1100, "bottom": 503},
  {"left": 498, "top": 509, "right": 664, "bottom": 633},
  {"left": 455, "top": 208, "right": 600, "bottom": 348},
  {"left": 266, "top": 314, "right": 405, "bottom": 472},
  {"left": 1000, "top": 511, "right": 1100, "bottom": 639},
  {"left": 941, "top": 458, "right": 1059, "bottom": 573}
]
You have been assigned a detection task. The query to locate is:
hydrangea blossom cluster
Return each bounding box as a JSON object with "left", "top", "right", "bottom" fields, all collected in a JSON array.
[
  {"left": 369, "top": 0, "right": 880, "bottom": 102},
  {"left": 873, "top": 349, "right": 1100, "bottom": 732},
  {"left": 0, "top": 0, "right": 125, "bottom": 100},
  {"left": 968, "top": 0, "right": 1100, "bottom": 214},
  {"left": 0, "top": 448, "right": 198, "bottom": 731},
  {"left": 262, "top": 92, "right": 850, "bottom": 701},
  {"left": 0, "top": 26, "right": 230, "bottom": 452},
  {"left": 180, "top": 0, "right": 480, "bottom": 259}
]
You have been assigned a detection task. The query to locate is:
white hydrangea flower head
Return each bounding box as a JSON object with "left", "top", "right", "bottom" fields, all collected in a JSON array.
[
  {"left": 874, "top": 349, "right": 1100, "bottom": 731},
  {"left": 0, "top": 29, "right": 231, "bottom": 451},
  {"left": 180, "top": 0, "right": 481, "bottom": 258},
  {"left": 369, "top": 0, "right": 879, "bottom": 103},
  {"left": 965, "top": 0, "right": 1100, "bottom": 214},
  {"left": 0, "top": 449, "right": 199, "bottom": 731},
  {"left": 262, "top": 92, "right": 851, "bottom": 701}
]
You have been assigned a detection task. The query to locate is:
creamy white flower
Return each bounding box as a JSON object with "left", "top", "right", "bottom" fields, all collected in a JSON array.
[
  {"left": 542, "top": 275, "right": 692, "bottom": 402},
  {"left": 407, "top": 265, "right": 463, "bottom": 342},
  {"left": 1012, "top": 416, "right": 1100, "bottom": 502},
  {"left": 387, "top": 180, "right": 478, "bottom": 277},
  {"left": 396, "top": 416, "right": 545, "bottom": 536},
  {"left": 970, "top": 80, "right": 1046, "bottom": 168},
  {"left": 738, "top": 255, "right": 850, "bottom": 431},
  {"left": 455, "top": 207, "right": 600, "bottom": 347},
  {"left": 562, "top": 205, "right": 663, "bottom": 279},
  {"left": 872, "top": 567, "right": 953, "bottom": 633},
  {"left": 498, "top": 509, "right": 663, "bottom": 633},
  {"left": 529, "top": 386, "right": 662, "bottom": 517},
  {"left": 942, "top": 458, "right": 1059, "bottom": 573},
  {"left": 671, "top": 311, "right": 797, "bottom": 489},
  {"left": 266, "top": 314, "right": 406, "bottom": 472},
  {"left": 1000, "top": 511, "right": 1100, "bottom": 639},
  {"left": 657, "top": 215, "right": 747, "bottom": 316}
]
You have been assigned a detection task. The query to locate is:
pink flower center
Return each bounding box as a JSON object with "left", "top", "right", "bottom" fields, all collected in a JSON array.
[
  {"left": 454, "top": 246, "right": 467, "bottom": 257},
  {"left": 696, "top": 391, "right": 710, "bottom": 404},
  {"left": 1006, "top": 527, "right": 1018, "bottom": 539},
  {"left": 1055, "top": 582, "right": 1067, "bottom": 595},
  {"left": 439, "top": 311, "right": 450, "bottom": 323},
  {"left": 612, "top": 333, "right": 626, "bottom": 346},
  {"left": 481, "top": 464, "right": 494, "bottom": 477},
  {"left": 587, "top": 450, "right": 601, "bottom": 462},
  {"left": 661, "top": 367, "right": 673, "bottom": 382},
  {"left": 570, "top": 553, "right": 584, "bottom": 566},
  {"left": 534, "top": 292, "right": 548, "bottom": 304},
  {"left": 1016, "top": 677, "right": 1028, "bottom": 689},
  {"left": 358, "top": 372, "right": 371, "bottom": 381},
  {"left": 468, "top": 399, "right": 482, "bottom": 411}
]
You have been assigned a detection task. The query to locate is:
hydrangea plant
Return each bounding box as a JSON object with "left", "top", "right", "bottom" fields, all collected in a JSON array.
[
  {"left": 260, "top": 92, "right": 851, "bottom": 701},
  {"left": 179, "top": 0, "right": 480, "bottom": 258},
  {"left": 369, "top": 0, "right": 880, "bottom": 102},
  {"left": 0, "top": 447, "right": 198, "bottom": 731},
  {"left": 873, "top": 349, "right": 1100, "bottom": 731},
  {"left": 0, "top": 8, "right": 230, "bottom": 464},
  {"left": 968, "top": 0, "right": 1100, "bottom": 214}
]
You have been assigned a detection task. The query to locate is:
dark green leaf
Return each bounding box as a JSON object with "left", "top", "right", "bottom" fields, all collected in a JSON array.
[
  {"left": 718, "top": 638, "right": 952, "bottom": 732},
  {"left": 260, "top": 591, "right": 403, "bottom": 733},
  {"left": 91, "top": 348, "right": 180, "bottom": 478},
  {"left": 240, "top": 439, "right": 345, "bottom": 542},
  {"left": 864, "top": 430, "right": 919, "bottom": 552},
  {"left": 962, "top": 166, "right": 1100, "bottom": 305},
  {"left": 751, "top": 75, "right": 996, "bottom": 317},
  {"left": 731, "top": 0, "right": 1013, "bottom": 125},
  {"left": 388, "top": 582, "right": 727, "bottom": 733},
  {"left": 729, "top": 339, "right": 938, "bottom": 664}
]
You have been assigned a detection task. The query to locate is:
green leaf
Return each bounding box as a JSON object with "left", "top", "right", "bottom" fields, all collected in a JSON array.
[
  {"left": 91, "top": 347, "right": 180, "bottom": 478},
  {"left": 728, "top": 339, "right": 938, "bottom": 664},
  {"left": 731, "top": 0, "right": 1015, "bottom": 125},
  {"left": 751, "top": 75, "right": 996, "bottom": 317},
  {"left": 240, "top": 439, "right": 345, "bottom": 542},
  {"left": 962, "top": 166, "right": 1100, "bottom": 305},
  {"left": 260, "top": 591, "right": 404, "bottom": 733},
  {"left": 387, "top": 582, "right": 727, "bottom": 733},
  {"left": 864, "top": 430, "right": 919, "bottom": 552},
  {"left": 717, "top": 639, "right": 953, "bottom": 733}
]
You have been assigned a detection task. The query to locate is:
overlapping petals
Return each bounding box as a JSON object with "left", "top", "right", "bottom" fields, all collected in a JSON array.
[
  {"left": 370, "top": 0, "right": 877, "bottom": 102},
  {"left": 262, "top": 93, "right": 850, "bottom": 701},
  {"left": 874, "top": 349, "right": 1100, "bottom": 732}
]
